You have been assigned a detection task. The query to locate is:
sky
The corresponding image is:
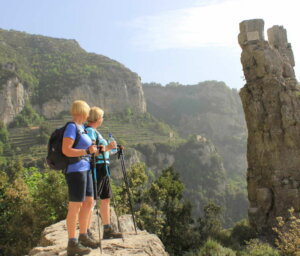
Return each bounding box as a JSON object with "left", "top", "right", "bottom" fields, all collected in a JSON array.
[{"left": 0, "top": 0, "right": 300, "bottom": 89}]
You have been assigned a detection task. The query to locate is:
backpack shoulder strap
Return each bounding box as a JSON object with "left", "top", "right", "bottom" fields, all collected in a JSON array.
[
  {"left": 85, "top": 125, "right": 100, "bottom": 146},
  {"left": 95, "top": 130, "right": 100, "bottom": 146}
]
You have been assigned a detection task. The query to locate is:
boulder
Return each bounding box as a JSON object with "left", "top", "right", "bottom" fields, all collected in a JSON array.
[{"left": 28, "top": 211, "right": 168, "bottom": 256}]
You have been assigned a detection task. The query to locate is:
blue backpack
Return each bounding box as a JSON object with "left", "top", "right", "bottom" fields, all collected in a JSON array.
[{"left": 46, "top": 122, "right": 81, "bottom": 171}]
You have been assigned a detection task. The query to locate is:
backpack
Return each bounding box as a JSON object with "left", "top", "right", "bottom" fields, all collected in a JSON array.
[{"left": 46, "top": 122, "right": 82, "bottom": 171}]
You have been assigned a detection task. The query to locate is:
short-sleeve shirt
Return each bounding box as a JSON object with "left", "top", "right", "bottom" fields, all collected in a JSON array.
[
  {"left": 86, "top": 127, "right": 110, "bottom": 164},
  {"left": 63, "top": 123, "right": 92, "bottom": 173}
]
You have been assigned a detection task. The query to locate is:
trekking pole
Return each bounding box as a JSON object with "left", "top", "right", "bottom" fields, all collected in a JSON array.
[
  {"left": 99, "top": 145, "right": 124, "bottom": 241},
  {"left": 117, "top": 145, "right": 138, "bottom": 235},
  {"left": 92, "top": 153, "right": 102, "bottom": 254}
]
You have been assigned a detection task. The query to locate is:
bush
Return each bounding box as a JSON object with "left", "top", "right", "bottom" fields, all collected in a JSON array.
[
  {"left": 273, "top": 207, "right": 300, "bottom": 255},
  {"left": 198, "top": 239, "right": 236, "bottom": 256},
  {"left": 198, "top": 202, "right": 223, "bottom": 242},
  {"left": 9, "top": 101, "right": 43, "bottom": 128},
  {"left": 0, "top": 123, "right": 9, "bottom": 143},
  {"left": 231, "top": 219, "right": 257, "bottom": 245},
  {"left": 238, "top": 239, "right": 280, "bottom": 256}
]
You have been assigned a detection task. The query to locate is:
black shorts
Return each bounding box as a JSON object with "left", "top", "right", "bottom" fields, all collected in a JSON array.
[
  {"left": 93, "top": 164, "right": 112, "bottom": 200},
  {"left": 66, "top": 170, "right": 93, "bottom": 202}
]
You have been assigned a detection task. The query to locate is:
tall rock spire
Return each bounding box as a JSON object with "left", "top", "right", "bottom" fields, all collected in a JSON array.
[{"left": 238, "top": 19, "right": 300, "bottom": 235}]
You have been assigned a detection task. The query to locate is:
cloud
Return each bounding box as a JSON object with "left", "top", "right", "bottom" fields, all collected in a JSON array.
[{"left": 128, "top": 0, "right": 300, "bottom": 51}]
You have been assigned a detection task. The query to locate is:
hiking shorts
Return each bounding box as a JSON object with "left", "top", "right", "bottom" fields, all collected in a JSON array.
[
  {"left": 95, "top": 164, "right": 112, "bottom": 200},
  {"left": 66, "top": 170, "right": 93, "bottom": 202}
]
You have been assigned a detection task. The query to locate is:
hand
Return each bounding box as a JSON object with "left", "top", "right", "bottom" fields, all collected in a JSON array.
[
  {"left": 98, "top": 145, "right": 106, "bottom": 153},
  {"left": 88, "top": 145, "right": 97, "bottom": 154},
  {"left": 109, "top": 141, "right": 117, "bottom": 150}
]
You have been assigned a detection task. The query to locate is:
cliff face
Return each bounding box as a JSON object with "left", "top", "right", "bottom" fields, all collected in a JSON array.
[
  {"left": 238, "top": 19, "right": 300, "bottom": 234},
  {"left": 40, "top": 75, "right": 145, "bottom": 119},
  {"left": 0, "top": 76, "right": 27, "bottom": 124},
  {"left": 0, "top": 29, "right": 146, "bottom": 123},
  {"left": 143, "top": 82, "right": 247, "bottom": 177}
]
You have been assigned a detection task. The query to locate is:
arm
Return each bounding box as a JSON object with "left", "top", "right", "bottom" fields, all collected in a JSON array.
[
  {"left": 62, "top": 137, "right": 91, "bottom": 157},
  {"left": 105, "top": 142, "right": 117, "bottom": 152},
  {"left": 62, "top": 123, "right": 96, "bottom": 157}
]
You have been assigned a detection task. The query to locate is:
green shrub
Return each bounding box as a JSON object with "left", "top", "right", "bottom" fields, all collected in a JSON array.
[
  {"left": 9, "top": 101, "right": 43, "bottom": 128},
  {"left": 231, "top": 219, "right": 257, "bottom": 245},
  {"left": 0, "top": 123, "right": 9, "bottom": 143},
  {"left": 238, "top": 239, "right": 280, "bottom": 256},
  {"left": 273, "top": 207, "right": 300, "bottom": 255},
  {"left": 198, "top": 239, "right": 236, "bottom": 256}
]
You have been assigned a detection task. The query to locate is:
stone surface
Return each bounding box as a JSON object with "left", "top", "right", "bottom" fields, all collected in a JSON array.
[
  {"left": 28, "top": 212, "right": 168, "bottom": 256},
  {"left": 40, "top": 76, "right": 146, "bottom": 119},
  {"left": 238, "top": 19, "right": 300, "bottom": 235},
  {"left": 0, "top": 76, "right": 28, "bottom": 124}
]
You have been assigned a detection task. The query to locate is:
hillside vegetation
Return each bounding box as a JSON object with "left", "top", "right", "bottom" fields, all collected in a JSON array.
[
  {"left": 0, "top": 29, "right": 135, "bottom": 103},
  {"left": 2, "top": 112, "right": 179, "bottom": 167},
  {"left": 143, "top": 81, "right": 246, "bottom": 177}
]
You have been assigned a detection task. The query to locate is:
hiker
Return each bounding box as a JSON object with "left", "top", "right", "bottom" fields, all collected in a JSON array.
[
  {"left": 62, "top": 100, "right": 99, "bottom": 256},
  {"left": 85, "top": 106, "right": 123, "bottom": 239}
]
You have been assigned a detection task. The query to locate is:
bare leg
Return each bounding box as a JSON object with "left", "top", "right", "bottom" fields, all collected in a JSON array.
[
  {"left": 79, "top": 196, "right": 94, "bottom": 234},
  {"left": 86, "top": 199, "right": 95, "bottom": 230},
  {"left": 66, "top": 202, "right": 82, "bottom": 239},
  {"left": 100, "top": 199, "right": 110, "bottom": 225}
]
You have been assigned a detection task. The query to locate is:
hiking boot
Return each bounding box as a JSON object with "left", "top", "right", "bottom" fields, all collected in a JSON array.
[
  {"left": 67, "top": 239, "right": 91, "bottom": 256},
  {"left": 78, "top": 233, "right": 100, "bottom": 249},
  {"left": 103, "top": 226, "right": 123, "bottom": 239},
  {"left": 87, "top": 229, "right": 95, "bottom": 240}
]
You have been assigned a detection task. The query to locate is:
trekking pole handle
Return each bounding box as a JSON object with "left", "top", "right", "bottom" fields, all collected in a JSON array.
[
  {"left": 97, "top": 144, "right": 105, "bottom": 154},
  {"left": 117, "top": 144, "right": 124, "bottom": 159}
]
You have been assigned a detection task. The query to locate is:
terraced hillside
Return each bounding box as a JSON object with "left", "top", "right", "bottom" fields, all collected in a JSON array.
[{"left": 4, "top": 114, "right": 179, "bottom": 166}]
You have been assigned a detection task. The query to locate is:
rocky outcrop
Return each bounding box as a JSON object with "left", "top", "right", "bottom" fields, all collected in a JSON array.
[
  {"left": 29, "top": 211, "right": 168, "bottom": 256},
  {"left": 238, "top": 19, "right": 300, "bottom": 235},
  {"left": 0, "top": 76, "right": 27, "bottom": 124}
]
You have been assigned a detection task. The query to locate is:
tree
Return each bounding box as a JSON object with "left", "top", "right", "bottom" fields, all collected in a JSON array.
[
  {"left": 0, "top": 160, "right": 37, "bottom": 256},
  {"left": 146, "top": 167, "right": 199, "bottom": 255},
  {"left": 198, "top": 202, "right": 223, "bottom": 242},
  {"left": 0, "top": 159, "right": 68, "bottom": 256},
  {"left": 115, "top": 165, "right": 200, "bottom": 255},
  {"left": 24, "top": 167, "right": 68, "bottom": 226}
]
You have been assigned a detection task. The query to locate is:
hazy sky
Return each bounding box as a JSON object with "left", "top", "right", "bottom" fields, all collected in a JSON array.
[{"left": 0, "top": 0, "right": 299, "bottom": 89}]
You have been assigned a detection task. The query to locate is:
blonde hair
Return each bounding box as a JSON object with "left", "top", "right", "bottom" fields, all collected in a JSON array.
[
  {"left": 71, "top": 100, "right": 90, "bottom": 116},
  {"left": 87, "top": 107, "right": 104, "bottom": 122}
]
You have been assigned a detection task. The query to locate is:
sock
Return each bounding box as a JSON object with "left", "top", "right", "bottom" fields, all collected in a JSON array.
[
  {"left": 69, "top": 238, "right": 78, "bottom": 243},
  {"left": 104, "top": 224, "right": 112, "bottom": 230}
]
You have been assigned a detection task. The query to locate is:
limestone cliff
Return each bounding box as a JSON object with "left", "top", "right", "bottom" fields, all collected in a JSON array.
[
  {"left": 238, "top": 19, "right": 300, "bottom": 235},
  {"left": 29, "top": 212, "right": 168, "bottom": 256},
  {"left": 40, "top": 74, "right": 145, "bottom": 119},
  {"left": 0, "top": 75, "right": 27, "bottom": 124},
  {"left": 0, "top": 28, "right": 146, "bottom": 123}
]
